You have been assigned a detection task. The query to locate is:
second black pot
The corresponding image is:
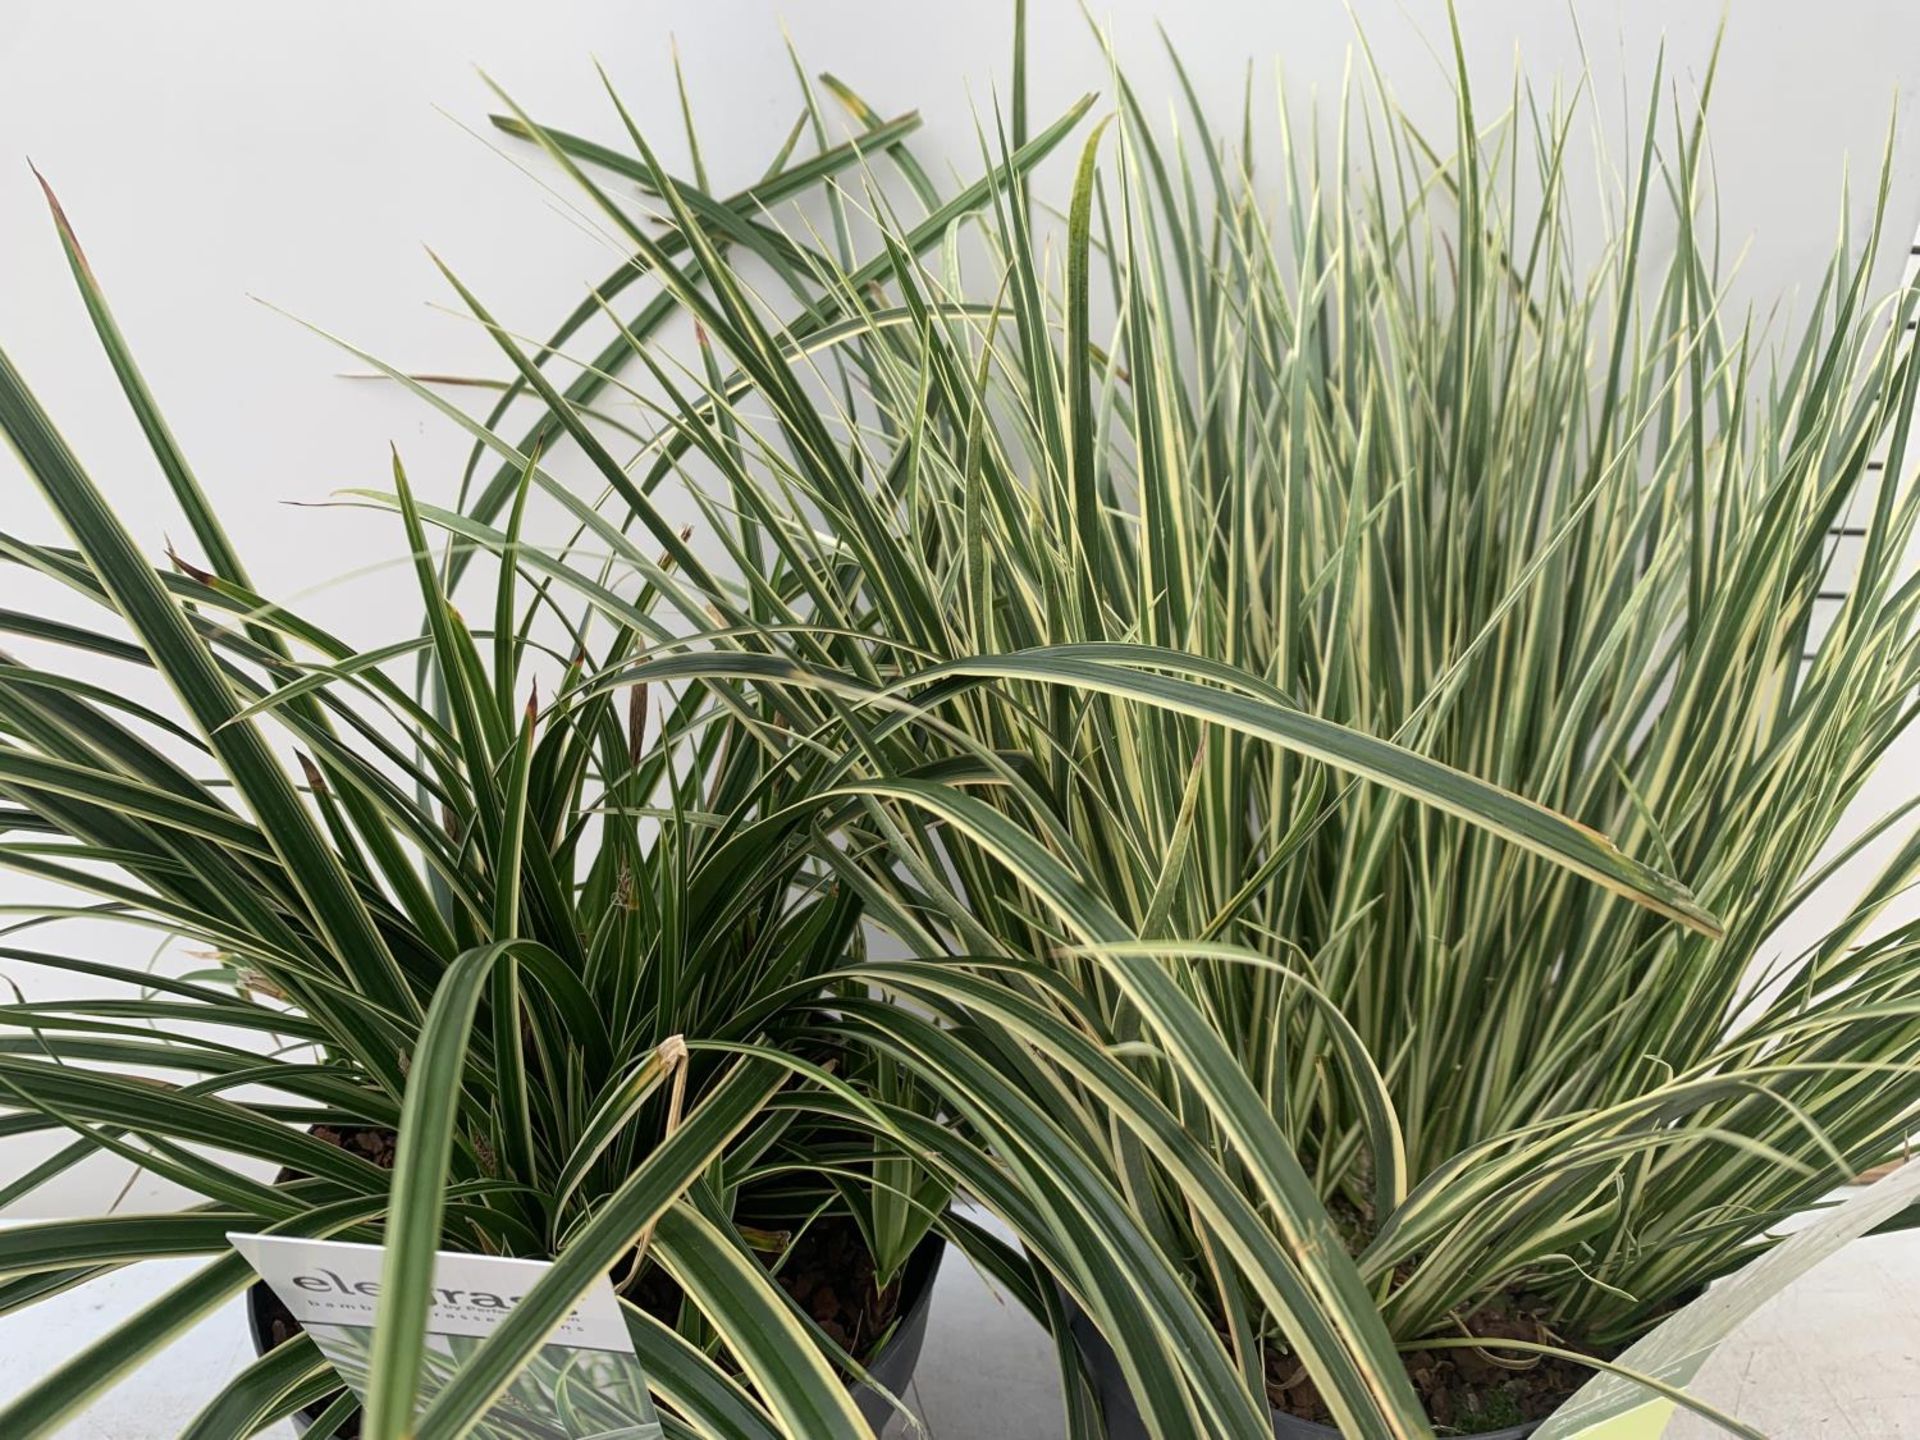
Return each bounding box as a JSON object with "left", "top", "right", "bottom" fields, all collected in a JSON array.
[{"left": 1063, "top": 1297, "right": 1540, "bottom": 1440}]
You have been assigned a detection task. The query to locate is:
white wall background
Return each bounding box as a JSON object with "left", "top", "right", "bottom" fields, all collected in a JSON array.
[
  {"left": 4, "top": 1, "right": 1916, "bottom": 633},
  {"left": 0, "top": 0, "right": 1917, "bottom": 1216}
]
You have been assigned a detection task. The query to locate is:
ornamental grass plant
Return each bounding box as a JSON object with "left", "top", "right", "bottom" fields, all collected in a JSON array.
[{"left": 0, "top": 176, "right": 965, "bottom": 1437}]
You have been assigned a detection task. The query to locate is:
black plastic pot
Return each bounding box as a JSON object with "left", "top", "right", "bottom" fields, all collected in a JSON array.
[
  {"left": 1064, "top": 1298, "right": 1539, "bottom": 1440},
  {"left": 248, "top": 1231, "right": 945, "bottom": 1436},
  {"left": 849, "top": 1231, "right": 945, "bottom": 1431}
]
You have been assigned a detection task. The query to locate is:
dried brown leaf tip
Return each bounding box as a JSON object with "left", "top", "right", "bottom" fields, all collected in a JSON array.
[
  {"left": 164, "top": 541, "right": 217, "bottom": 587},
  {"left": 628, "top": 683, "right": 650, "bottom": 765},
  {"left": 236, "top": 969, "right": 289, "bottom": 1003},
  {"left": 656, "top": 527, "right": 695, "bottom": 574},
  {"left": 295, "top": 752, "right": 328, "bottom": 797},
  {"left": 28, "top": 163, "right": 97, "bottom": 284}
]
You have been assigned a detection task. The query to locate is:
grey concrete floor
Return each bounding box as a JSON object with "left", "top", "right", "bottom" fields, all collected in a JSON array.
[{"left": 0, "top": 1219, "right": 1914, "bottom": 1437}]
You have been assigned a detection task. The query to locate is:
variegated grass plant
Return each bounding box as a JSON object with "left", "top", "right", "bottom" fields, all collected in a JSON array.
[
  {"left": 0, "top": 164, "right": 971, "bottom": 1438},
  {"left": 377, "top": 17, "right": 1920, "bottom": 1440}
]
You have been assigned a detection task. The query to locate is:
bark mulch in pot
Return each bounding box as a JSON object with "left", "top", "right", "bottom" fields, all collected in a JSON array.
[{"left": 1268, "top": 1290, "right": 1602, "bottom": 1436}]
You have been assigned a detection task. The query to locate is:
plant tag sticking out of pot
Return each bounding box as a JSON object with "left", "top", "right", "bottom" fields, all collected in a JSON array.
[{"left": 230, "top": 1232, "right": 665, "bottom": 1439}]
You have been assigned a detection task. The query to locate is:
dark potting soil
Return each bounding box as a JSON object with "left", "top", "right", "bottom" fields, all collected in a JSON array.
[
  {"left": 256, "top": 1125, "right": 903, "bottom": 1436},
  {"left": 312, "top": 1122, "right": 398, "bottom": 1169},
  {"left": 1266, "top": 1291, "right": 1602, "bottom": 1436},
  {"left": 626, "top": 1208, "right": 905, "bottom": 1358}
]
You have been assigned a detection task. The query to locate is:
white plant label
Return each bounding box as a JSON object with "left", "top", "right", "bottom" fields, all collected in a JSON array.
[{"left": 230, "top": 1232, "right": 664, "bottom": 1439}]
